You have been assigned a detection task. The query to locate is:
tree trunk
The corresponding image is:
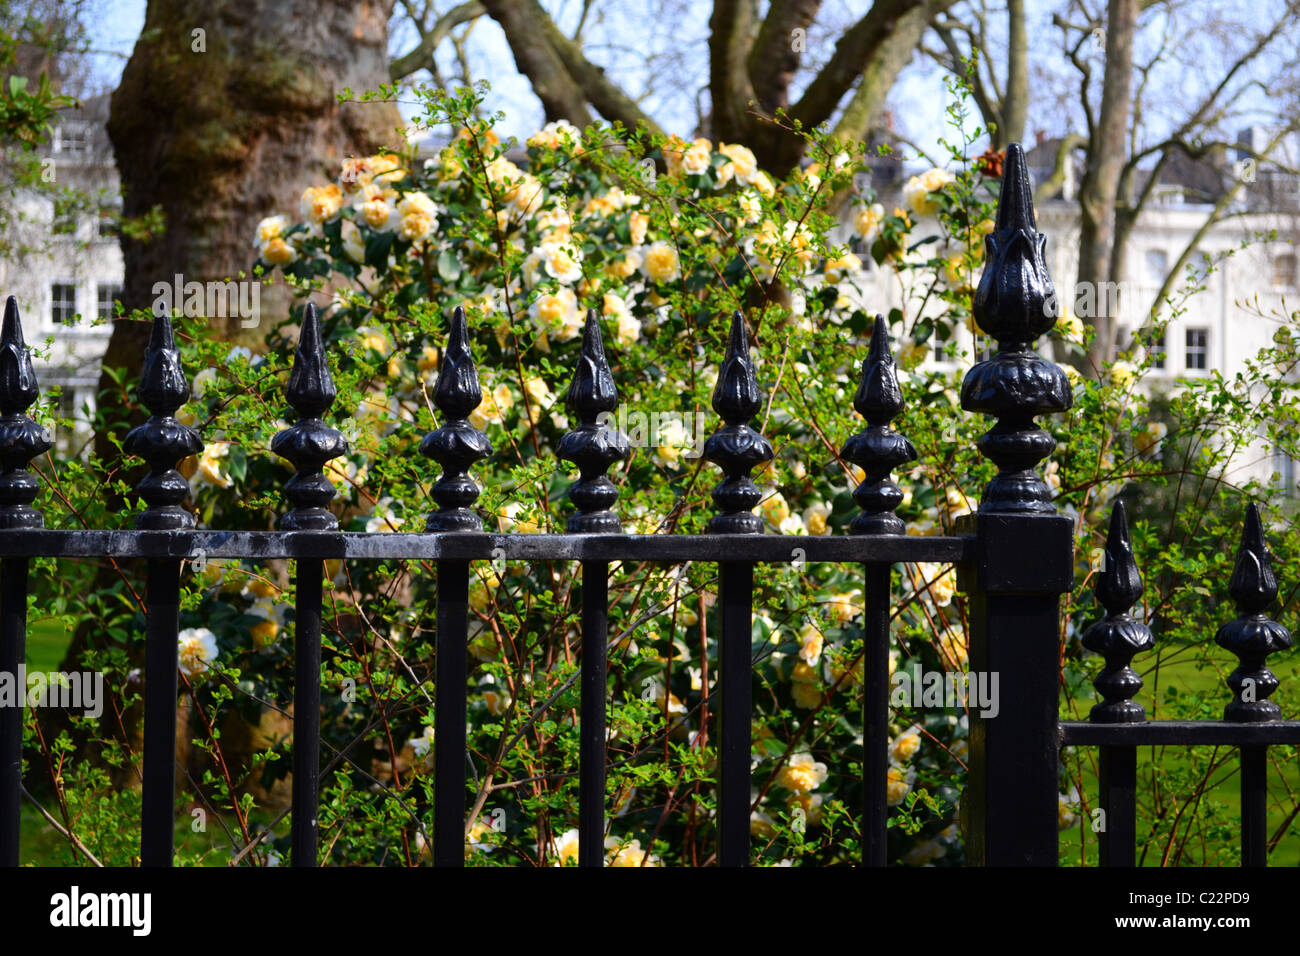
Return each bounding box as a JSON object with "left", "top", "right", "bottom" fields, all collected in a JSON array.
[
  {"left": 56, "top": 0, "right": 401, "bottom": 784},
  {"left": 1077, "top": 0, "right": 1137, "bottom": 370}
]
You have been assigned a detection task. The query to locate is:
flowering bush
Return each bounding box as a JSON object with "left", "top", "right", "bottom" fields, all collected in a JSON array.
[{"left": 24, "top": 81, "right": 1298, "bottom": 866}]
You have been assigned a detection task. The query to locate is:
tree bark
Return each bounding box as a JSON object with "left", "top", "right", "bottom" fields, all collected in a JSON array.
[{"left": 1078, "top": 0, "right": 1138, "bottom": 370}]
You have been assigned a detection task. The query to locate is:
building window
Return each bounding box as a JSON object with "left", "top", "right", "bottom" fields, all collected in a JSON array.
[
  {"left": 1147, "top": 330, "right": 1166, "bottom": 370},
  {"left": 1144, "top": 249, "right": 1168, "bottom": 284},
  {"left": 1274, "top": 252, "right": 1296, "bottom": 289},
  {"left": 1275, "top": 446, "right": 1296, "bottom": 497},
  {"left": 97, "top": 284, "right": 123, "bottom": 320},
  {"left": 55, "top": 123, "right": 89, "bottom": 157},
  {"left": 1185, "top": 327, "right": 1208, "bottom": 370},
  {"left": 95, "top": 207, "right": 120, "bottom": 239},
  {"left": 51, "top": 283, "right": 76, "bottom": 324}
]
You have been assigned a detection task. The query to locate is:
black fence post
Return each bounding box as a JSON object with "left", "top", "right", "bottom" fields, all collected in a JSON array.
[
  {"left": 0, "top": 297, "right": 49, "bottom": 867},
  {"left": 956, "top": 144, "right": 1074, "bottom": 866}
]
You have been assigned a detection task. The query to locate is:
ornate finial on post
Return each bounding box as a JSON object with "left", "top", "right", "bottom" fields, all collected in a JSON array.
[
  {"left": 0, "top": 296, "right": 52, "bottom": 529},
  {"left": 840, "top": 315, "right": 917, "bottom": 535},
  {"left": 122, "top": 313, "right": 204, "bottom": 529},
  {"left": 558, "top": 310, "right": 629, "bottom": 533},
  {"left": 421, "top": 305, "right": 492, "bottom": 532},
  {"left": 1082, "top": 502, "right": 1154, "bottom": 722},
  {"left": 270, "top": 303, "right": 347, "bottom": 531},
  {"left": 960, "top": 143, "right": 1072, "bottom": 513},
  {"left": 1216, "top": 504, "right": 1292, "bottom": 722},
  {"left": 702, "top": 311, "right": 774, "bottom": 534}
]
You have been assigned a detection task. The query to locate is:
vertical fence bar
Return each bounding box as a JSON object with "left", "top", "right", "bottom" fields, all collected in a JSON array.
[
  {"left": 1240, "top": 746, "right": 1268, "bottom": 867},
  {"left": 0, "top": 297, "right": 52, "bottom": 867},
  {"left": 270, "top": 303, "right": 347, "bottom": 867},
  {"left": 291, "top": 559, "right": 324, "bottom": 865},
  {"left": 141, "top": 559, "right": 181, "bottom": 866},
  {"left": 0, "top": 558, "right": 28, "bottom": 866},
  {"left": 717, "top": 561, "right": 753, "bottom": 867},
  {"left": 841, "top": 314, "right": 916, "bottom": 866},
  {"left": 1097, "top": 747, "right": 1137, "bottom": 866},
  {"left": 702, "top": 311, "right": 773, "bottom": 867},
  {"left": 861, "top": 562, "right": 890, "bottom": 867},
  {"left": 558, "top": 310, "right": 630, "bottom": 867},
  {"left": 1215, "top": 504, "right": 1291, "bottom": 868},
  {"left": 122, "top": 312, "right": 203, "bottom": 866},
  {"left": 578, "top": 561, "right": 609, "bottom": 866},
  {"left": 1083, "top": 503, "right": 1152, "bottom": 867},
  {"left": 422, "top": 306, "right": 492, "bottom": 867},
  {"left": 955, "top": 144, "right": 1074, "bottom": 865},
  {"left": 433, "top": 560, "right": 470, "bottom": 866}
]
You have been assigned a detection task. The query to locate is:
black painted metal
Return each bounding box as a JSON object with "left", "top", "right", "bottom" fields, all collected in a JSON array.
[
  {"left": 123, "top": 314, "right": 203, "bottom": 531},
  {"left": 1216, "top": 504, "right": 1292, "bottom": 722},
  {"left": 0, "top": 558, "right": 25, "bottom": 867},
  {"left": 421, "top": 306, "right": 492, "bottom": 533},
  {"left": 433, "top": 559, "right": 469, "bottom": 867},
  {"left": 140, "top": 558, "right": 181, "bottom": 867},
  {"left": 1083, "top": 502, "right": 1153, "bottom": 723},
  {"left": 0, "top": 297, "right": 45, "bottom": 867},
  {"left": 717, "top": 561, "right": 752, "bottom": 867},
  {"left": 862, "top": 562, "right": 890, "bottom": 867},
  {"left": 957, "top": 144, "right": 1075, "bottom": 866},
  {"left": 703, "top": 311, "right": 771, "bottom": 867},
  {"left": 558, "top": 310, "right": 626, "bottom": 867},
  {"left": 578, "top": 560, "right": 608, "bottom": 867},
  {"left": 0, "top": 156, "right": 1293, "bottom": 868}
]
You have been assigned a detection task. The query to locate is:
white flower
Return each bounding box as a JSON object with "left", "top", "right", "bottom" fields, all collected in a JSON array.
[{"left": 178, "top": 627, "right": 218, "bottom": 677}]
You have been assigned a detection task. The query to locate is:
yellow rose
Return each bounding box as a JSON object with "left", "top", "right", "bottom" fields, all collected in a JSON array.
[
  {"left": 261, "top": 237, "right": 297, "bottom": 265},
  {"left": 777, "top": 753, "right": 828, "bottom": 794},
  {"left": 642, "top": 241, "right": 681, "bottom": 283},
  {"left": 629, "top": 211, "right": 649, "bottom": 245}
]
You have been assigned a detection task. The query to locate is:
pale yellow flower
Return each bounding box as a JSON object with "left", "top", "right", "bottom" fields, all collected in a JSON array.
[
  {"left": 643, "top": 241, "right": 681, "bottom": 283},
  {"left": 778, "top": 752, "right": 829, "bottom": 794},
  {"left": 300, "top": 184, "right": 343, "bottom": 223}
]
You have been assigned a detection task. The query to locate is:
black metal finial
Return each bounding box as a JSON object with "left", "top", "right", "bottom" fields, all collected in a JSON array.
[
  {"left": 702, "top": 311, "right": 774, "bottom": 534},
  {"left": 420, "top": 305, "right": 492, "bottom": 532},
  {"left": 557, "top": 309, "right": 629, "bottom": 533},
  {"left": 1215, "top": 504, "right": 1292, "bottom": 722},
  {"left": 960, "top": 143, "right": 1072, "bottom": 513},
  {"left": 1081, "top": 502, "right": 1154, "bottom": 722},
  {"left": 840, "top": 315, "right": 917, "bottom": 535},
  {"left": 122, "top": 313, "right": 203, "bottom": 529},
  {"left": 270, "top": 303, "right": 347, "bottom": 531},
  {"left": 0, "top": 296, "right": 52, "bottom": 529}
]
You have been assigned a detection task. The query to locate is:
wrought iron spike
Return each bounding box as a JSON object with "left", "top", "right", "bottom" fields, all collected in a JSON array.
[
  {"left": 0, "top": 296, "right": 51, "bottom": 529},
  {"left": 1082, "top": 502, "right": 1154, "bottom": 722},
  {"left": 702, "top": 310, "right": 773, "bottom": 534},
  {"left": 558, "top": 310, "right": 629, "bottom": 533},
  {"left": 123, "top": 313, "right": 203, "bottom": 529},
  {"left": 270, "top": 303, "right": 347, "bottom": 531},
  {"left": 840, "top": 315, "right": 916, "bottom": 535},
  {"left": 420, "top": 305, "right": 492, "bottom": 532},
  {"left": 961, "top": 142, "right": 1072, "bottom": 514},
  {"left": 1216, "top": 503, "right": 1292, "bottom": 722}
]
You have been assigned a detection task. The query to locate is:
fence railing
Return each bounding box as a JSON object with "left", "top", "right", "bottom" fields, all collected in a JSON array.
[{"left": 0, "top": 143, "right": 1296, "bottom": 867}]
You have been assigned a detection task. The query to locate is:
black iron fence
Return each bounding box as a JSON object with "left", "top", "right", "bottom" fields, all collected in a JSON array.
[{"left": 0, "top": 144, "right": 1296, "bottom": 867}]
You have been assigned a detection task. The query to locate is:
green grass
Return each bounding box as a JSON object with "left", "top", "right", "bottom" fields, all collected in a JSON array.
[
  {"left": 1060, "top": 649, "right": 1300, "bottom": 866},
  {"left": 26, "top": 617, "right": 72, "bottom": 673}
]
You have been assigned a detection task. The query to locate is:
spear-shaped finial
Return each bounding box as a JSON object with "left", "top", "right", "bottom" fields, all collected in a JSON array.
[
  {"left": 1216, "top": 503, "right": 1292, "bottom": 721},
  {"left": 0, "top": 296, "right": 51, "bottom": 528},
  {"left": 1082, "top": 502, "right": 1155, "bottom": 722},
  {"left": 123, "top": 312, "right": 203, "bottom": 529},
  {"left": 960, "top": 142, "right": 1072, "bottom": 514},
  {"left": 420, "top": 306, "right": 492, "bottom": 532},
  {"left": 558, "top": 310, "right": 629, "bottom": 533},
  {"left": 840, "top": 315, "right": 917, "bottom": 535},
  {"left": 702, "top": 311, "right": 773, "bottom": 534},
  {"left": 271, "top": 303, "right": 347, "bottom": 531}
]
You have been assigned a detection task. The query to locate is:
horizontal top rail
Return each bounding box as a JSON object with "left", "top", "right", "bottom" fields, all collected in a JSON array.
[
  {"left": 0, "top": 529, "right": 973, "bottom": 563},
  {"left": 1060, "top": 721, "right": 1300, "bottom": 747}
]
